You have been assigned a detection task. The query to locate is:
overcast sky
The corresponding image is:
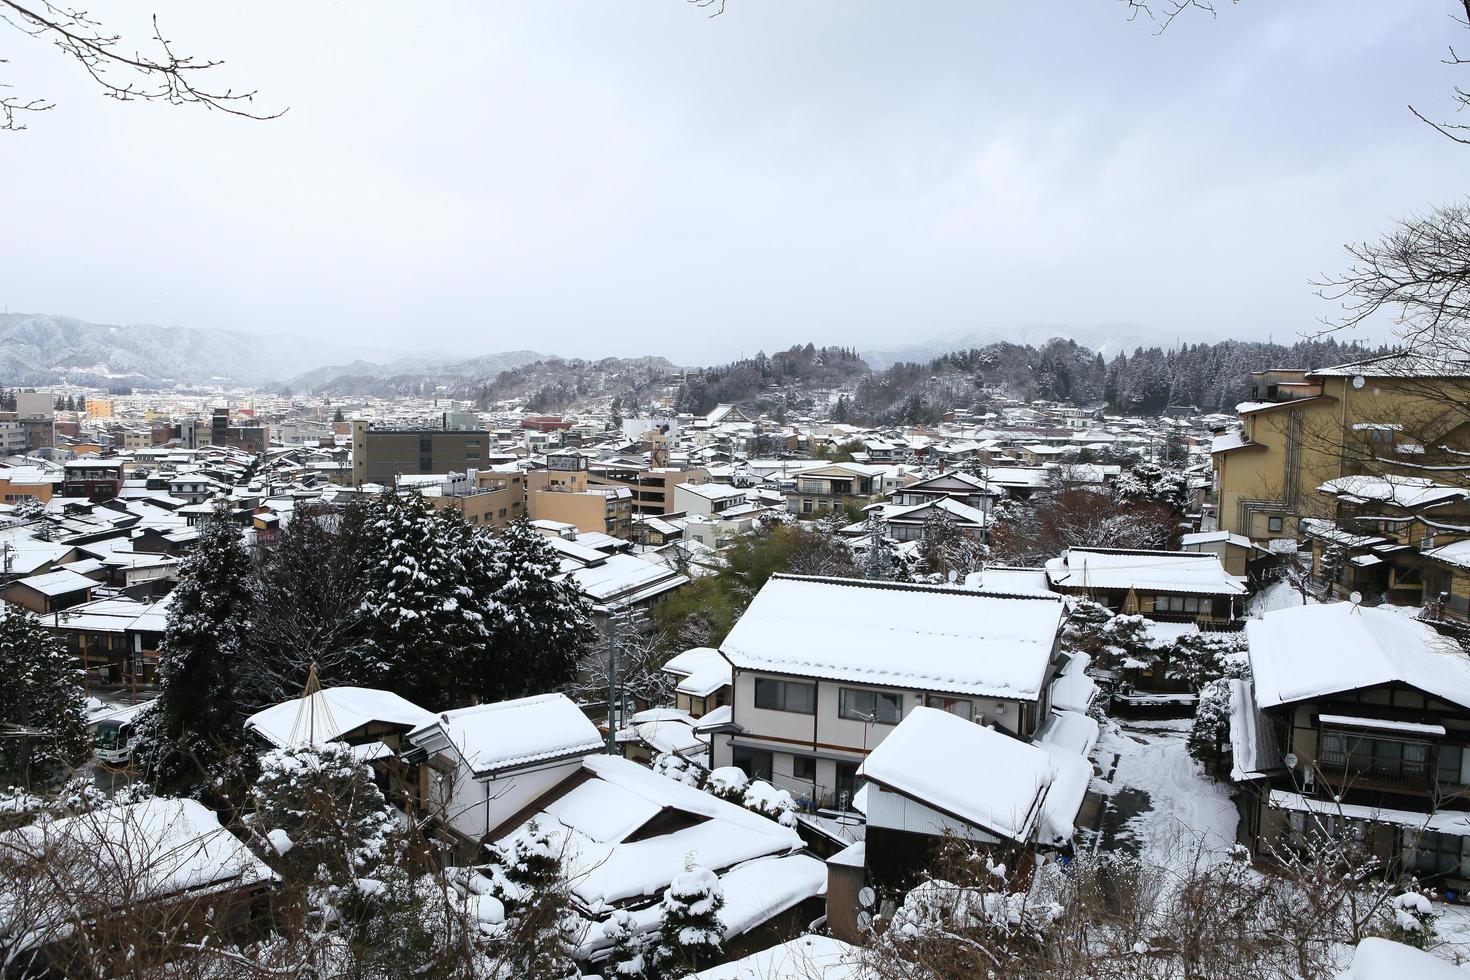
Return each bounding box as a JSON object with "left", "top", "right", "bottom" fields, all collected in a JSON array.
[{"left": 2, "top": 0, "right": 1465, "bottom": 366}]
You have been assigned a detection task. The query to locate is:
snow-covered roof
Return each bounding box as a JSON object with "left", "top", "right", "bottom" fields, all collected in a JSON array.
[
  {"left": 1045, "top": 548, "right": 1247, "bottom": 596},
  {"left": 720, "top": 575, "right": 1064, "bottom": 700},
  {"left": 1424, "top": 539, "right": 1470, "bottom": 570},
  {"left": 963, "top": 565, "right": 1052, "bottom": 598},
  {"left": 245, "top": 686, "right": 437, "bottom": 749},
  {"left": 0, "top": 798, "right": 274, "bottom": 940},
  {"left": 1180, "top": 530, "right": 1258, "bottom": 550},
  {"left": 1048, "top": 652, "right": 1097, "bottom": 714},
  {"left": 858, "top": 707, "right": 1058, "bottom": 845},
  {"left": 689, "top": 935, "right": 858, "bottom": 980},
  {"left": 661, "top": 646, "right": 732, "bottom": 697},
  {"left": 415, "top": 693, "right": 603, "bottom": 776},
  {"left": 1318, "top": 474, "right": 1470, "bottom": 510},
  {"left": 498, "top": 754, "right": 801, "bottom": 908},
  {"left": 8, "top": 567, "right": 95, "bottom": 597},
  {"left": 1248, "top": 603, "right": 1470, "bottom": 710},
  {"left": 561, "top": 552, "right": 687, "bottom": 607},
  {"left": 677, "top": 481, "right": 748, "bottom": 501}
]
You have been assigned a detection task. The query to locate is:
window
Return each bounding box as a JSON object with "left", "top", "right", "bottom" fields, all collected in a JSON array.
[
  {"left": 925, "top": 695, "right": 972, "bottom": 720},
  {"left": 839, "top": 688, "right": 903, "bottom": 724},
  {"left": 1407, "top": 829, "right": 1469, "bottom": 878},
  {"left": 1268, "top": 516, "right": 1284, "bottom": 533},
  {"left": 792, "top": 755, "right": 816, "bottom": 781},
  {"left": 1156, "top": 595, "right": 1203, "bottom": 614},
  {"left": 732, "top": 746, "right": 773, "bottom": 782},
  {"left": 754, "top": 678, "right": 815, "bottom": 714},
  {"left": 1320, "top": 729, "right": 1430, "bottom": 788},
  {"left": 834, "top": 762, "right": 860, "bottom": 809}
]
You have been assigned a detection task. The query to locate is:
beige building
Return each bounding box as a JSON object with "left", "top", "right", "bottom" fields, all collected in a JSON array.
[
  {"left": 1212, "top": 357, "right": 1470, "bottom": 547},
  {"left": 586, "top": 460, "right": 711, "bottom": 516},
  {"left": 351, "top": 421, "right": 493, "bottom": 486},
  {"left": 527, "top": 456, "right": 634, "bottom": 539},
  {"left": 408, "top": 468, "right": 526, "bottom": 529}
]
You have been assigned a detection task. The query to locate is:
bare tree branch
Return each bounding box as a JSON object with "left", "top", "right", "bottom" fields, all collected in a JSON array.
[{"left": 0, "top": 0, "right": 282, "bottom": 132}]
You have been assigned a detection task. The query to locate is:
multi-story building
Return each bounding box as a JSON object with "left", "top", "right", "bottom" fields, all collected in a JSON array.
[
  {"left": 350, "top": 421, "right": 493, "bottom": 486},
  {"left": 1211, "top": 355, "right": 1470, "bottom": 546},
  {"left": 710, "top": 574, "right": 1067, "bottom": 810},
  {"left": 1231, "top": 602, "right": 1470, "bottom": 887},
  {"left": 785, "top": 462, "right": 885, "bottom": 518},
  {"left": 61, "top": 458, "right": 124, "bottom": 501},
  {"left": 407, "top": 467, "right": 526, "bottom": 529},
  {"left": 586, "top": 461, "right": 711, "bottom": 516}
]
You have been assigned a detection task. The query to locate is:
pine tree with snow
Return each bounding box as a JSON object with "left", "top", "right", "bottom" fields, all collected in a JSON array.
[
  {"left": 602, "top": 909, "right": 649, "bottom": 979},
  {"left": 477, "top": 517, "right": 595, "bottom": 701},
  {"left": 0, "top": 608, "right": 88, "bottom": 787},
  {"left": 352, "top": 490, "right": 486, "bottom": 708},
  {"left": 11, "top": 496, "right": 43, "bottom": 522},
  {"left": 251, "top": 741, "right": 398, "bottom": 884},
  {"left": 134, "top": 506, "right": 256, "bottom": 802},
  {"left": 652, "top": 857, "right": 726, "bottom": 977},
  {"left": 486, "top": 820, "right": 580, "bottom": 980}
]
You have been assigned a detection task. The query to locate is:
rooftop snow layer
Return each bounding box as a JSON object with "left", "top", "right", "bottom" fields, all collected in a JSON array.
[
  {"left": 720, "top": 575, "right": 1063, "bottom": 699},
  {"left": 1248, "top": 603, "right": 1470, "bottom": 710}
]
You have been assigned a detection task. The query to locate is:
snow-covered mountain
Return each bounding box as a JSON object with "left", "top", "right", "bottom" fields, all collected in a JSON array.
[{"left": 0, "top": 313, "right": 344, "bottom": 387}]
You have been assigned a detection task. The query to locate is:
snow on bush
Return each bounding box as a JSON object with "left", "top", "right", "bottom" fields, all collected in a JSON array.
[
  {"left": 1380, "top": 889, "right": 1439, "bottom": 949},
  {"left": 652, "top": 751, "right": 701, "bottom": 787},
  {"left": 888, "top": 877, "right": 1060, "bottom": 945},
  {"left": 742, "top": 779, "right": 798, "bottom": 827},
  {"left": 251, "top": 741, "right": 397, "bottom": 880},
  {"left": 703, "top": 766, "right": 749, "bottom": 802},
  {"left": 652, "top": 859, "right": 726, "bottom": 976}
]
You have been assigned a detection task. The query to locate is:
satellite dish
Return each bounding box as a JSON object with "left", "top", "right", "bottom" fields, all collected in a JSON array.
[
  {"left": 1349, "top": 591, "right": 1363, "bottom": 605},
  {"left": 1283, "top": 753, "right": 1298, "bottom": 770},
  {"left": 856, "top": 910, "right": 873, "bottom": 932},
  {"left": 858, "top": 886, "right": 876, "bottom": 909},
  {"left": 947, "top": 570, "right": 958, "bottom": 583},
  {"left": 1352, "top": 375, "right": 1366, "bottom": 390}
]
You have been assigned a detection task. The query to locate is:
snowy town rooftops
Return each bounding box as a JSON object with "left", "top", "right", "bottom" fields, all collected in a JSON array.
[
  {"left": 412, "top": 692, "right": 603, "bottom": 777},
  {"left": 858, "top": 706, "right": 1056, "bottom": 844},
  {"left": 1045, "top": 547, "right": 1248, "bottom": 596},
  {"left": 245, "top": 686, "right": 438, "bottom": 749},
  {"left": 1247, "top": 603, "right": 1470, "bottom": 711},
  {"left": 720, "top": 575, "right": 1063, "bottom": 700},
  {"left": 1317, "top": 474, "right": 1470, "bottom": 510},
  {"left": 1309, "top": 349, "right": 1470, "bottom": 380}
]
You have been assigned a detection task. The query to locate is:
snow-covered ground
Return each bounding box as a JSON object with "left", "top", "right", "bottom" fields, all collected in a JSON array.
[
  {"left": 1248, "top": 579, "right": 1315, "bottom": 617},
  {"left": 1092, "top": 718, "right": 1239, "bottom": 874}
]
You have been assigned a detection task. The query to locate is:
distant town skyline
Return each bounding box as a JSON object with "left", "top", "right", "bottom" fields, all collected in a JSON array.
[{"left": 1, "top": 0, "right": 1457, "bottom": 365}]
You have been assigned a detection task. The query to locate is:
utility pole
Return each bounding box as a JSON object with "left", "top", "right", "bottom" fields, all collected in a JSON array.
[{"left": 605, "top": 604, "right": 619, "bottom": 754}]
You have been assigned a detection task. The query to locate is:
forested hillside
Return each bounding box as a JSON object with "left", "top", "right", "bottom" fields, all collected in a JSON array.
[{"left": 683, "top": 335, "right": 1384, "bottom": 426}]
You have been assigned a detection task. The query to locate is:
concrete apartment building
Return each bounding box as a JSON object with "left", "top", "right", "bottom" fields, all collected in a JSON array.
[
  {"left": 1211, "top": 355, "right": 1470, "bottom": 547},
  {"left": 403, "top": 468, "right": 526, "bottom": 529},
  {"left": 527, "top": 455, "right": 634, "bottom": 538},
  {"left": 351, "top": 420, "right": 493, "bottom": 486},
  {"left": 14, "top": 391, "right": 54, "bottom": 450},
  {"left": 586, "top": 460, "right": 711, "bottom": 516}
]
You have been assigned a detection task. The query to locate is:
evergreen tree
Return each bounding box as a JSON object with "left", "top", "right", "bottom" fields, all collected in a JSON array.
[
  {"left": 602, "top": 909, "right": 650, "bottom": 979},
  {"left": 487, "top": 820, "right": 580, "bottom": 979},
  {"left": 246, "top": 499, "right": 374, "bottom": 706},
  {"left": 252, "top": 741, "right": 398, "bottom": 885},
  {"left": 352, "top": 490, "right": 485, "bottom": 708},
  {"left": 477, "top": 517, "right": 595, "bottom": 700},
  {"left": 609, "top": 396, "right": 624, "bottom": 432},
  {"left": 134, "top": 507, "right": 256, "bottom": 802},
  {"left": 652, "top": 859, "right": 726, "bottom": 976},
  {"left": 0, "top": 609, "right": 88, "bottom": 787},
  {"left": 332, "top": 407, "right": 345, "bottom": 423}
]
